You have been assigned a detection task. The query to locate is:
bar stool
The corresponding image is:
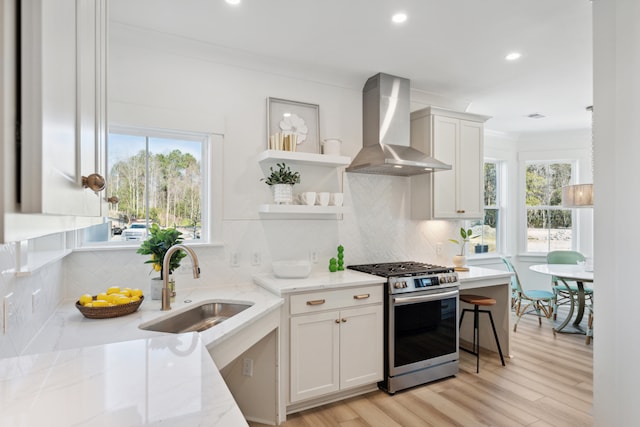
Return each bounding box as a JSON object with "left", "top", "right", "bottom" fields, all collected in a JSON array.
[{"left": 459, "top": 294, "right": 506, "bottom": 373}]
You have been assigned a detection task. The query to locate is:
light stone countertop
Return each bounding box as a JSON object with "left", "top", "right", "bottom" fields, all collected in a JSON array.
[
  {"left": 1, "top": 283, "right": 284, "bottom": 427},
  {"left": 253, "top": 269, "right": 386, "bottom": 295}
]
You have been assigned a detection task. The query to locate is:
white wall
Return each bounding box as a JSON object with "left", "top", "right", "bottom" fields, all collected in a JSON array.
[{"left": 593, "top": 1, "right": 640, "bottom": 424}]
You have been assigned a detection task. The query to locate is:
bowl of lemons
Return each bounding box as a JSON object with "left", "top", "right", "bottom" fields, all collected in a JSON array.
[{"left": 76, "top": 286, "right": 144, "bottom": 319}]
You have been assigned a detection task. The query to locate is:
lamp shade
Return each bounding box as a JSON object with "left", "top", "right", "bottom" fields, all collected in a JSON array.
[{"left": 562, "top": 183, "right": 593, "bottom": 208}]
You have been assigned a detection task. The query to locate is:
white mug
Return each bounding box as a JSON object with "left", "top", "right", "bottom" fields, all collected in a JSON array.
[
  {"left": 316, "top": 192, "right": 330, "bottom": 206},
  {"left": 299, "top": 192, "right": 316, "bottom": 206},
  {"left": 331, "top": 192, "right": 344, "bottom": 207}
]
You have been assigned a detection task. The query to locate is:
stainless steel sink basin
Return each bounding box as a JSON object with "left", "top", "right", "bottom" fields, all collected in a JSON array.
[{"left": 139, "top": 301, "right": 253, "bottom": 334}]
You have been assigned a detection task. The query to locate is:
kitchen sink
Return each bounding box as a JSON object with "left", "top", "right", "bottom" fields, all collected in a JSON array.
[{"left": 139, "top": 301, "right": 253, "bottom": 334}]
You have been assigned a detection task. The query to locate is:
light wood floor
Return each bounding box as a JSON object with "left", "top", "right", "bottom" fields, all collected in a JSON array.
[{"left": 250, "top": 313, "right": 593, "bottom": 427}]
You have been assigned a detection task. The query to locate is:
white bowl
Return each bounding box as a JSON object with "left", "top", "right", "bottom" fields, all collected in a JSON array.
[{"left": 272, "top": 261, "right": 311, "bottom": 279}]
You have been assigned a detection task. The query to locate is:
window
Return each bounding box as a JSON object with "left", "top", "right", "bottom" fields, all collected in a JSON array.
[
  {"left": 470, "top": 161, "right": 502, "bottom": 255},
  {"left": 525, "top": 162, "right": 573, "bottom": 252},
  {"left": 80, "top": 126, "right": 213, "bottom": 246}
]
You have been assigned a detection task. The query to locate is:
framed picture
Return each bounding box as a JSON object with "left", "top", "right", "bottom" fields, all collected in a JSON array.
[{"left": 267, "top": 97, "right": 320, "bottom": 154}]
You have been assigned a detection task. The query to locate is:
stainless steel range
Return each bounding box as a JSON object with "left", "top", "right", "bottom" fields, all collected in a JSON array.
[{"left": 348, "top": 262, "right": 459, "bottom": 394}]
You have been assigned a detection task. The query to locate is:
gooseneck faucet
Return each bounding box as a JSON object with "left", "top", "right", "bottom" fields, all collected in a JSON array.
[{"left": 162, "top": 244, "right": 200, "bottom": 310}]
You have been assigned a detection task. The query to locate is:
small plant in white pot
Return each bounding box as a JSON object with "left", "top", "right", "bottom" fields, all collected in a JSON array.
[
  {"left": 261, "top": 162, "right": 301, "bottom": 204},
  {"left": 449, "top": 227, "right": 476, "bottom": 269}
]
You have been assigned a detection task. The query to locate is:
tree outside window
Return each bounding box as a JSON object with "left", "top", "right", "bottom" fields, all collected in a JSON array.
[
  {"left": 525, "top": 162, "right": 572, "bottom": 252},
  {"left": 107, "top": 131, "right": 204, "bottom": 242}
]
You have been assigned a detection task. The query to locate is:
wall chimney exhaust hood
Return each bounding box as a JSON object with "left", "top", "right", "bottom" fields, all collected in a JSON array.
[{"left": 346, "top": 73, "right": 452, "bottom": 177}]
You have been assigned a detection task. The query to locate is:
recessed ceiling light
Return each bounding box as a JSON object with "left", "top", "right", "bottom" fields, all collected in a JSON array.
[
  {"left": 392, "top": 13, "right": 407, "bottom": 24},
  {"left": 526, "top": 113, "right": 546, "bottom": 119},
  {"left": 225, "top": 0, "right": 241, "bottom": 5},
  {"left": 505, "top": 52, "right": 521, "bottom": 61}
]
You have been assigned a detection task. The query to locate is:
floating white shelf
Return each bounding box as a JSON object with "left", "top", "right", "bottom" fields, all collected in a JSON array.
[
  {"left": 258, "top": 204, "right": 344, "bottom": 219},
  {"left": 258, "top": 150, "right": 351, "bottom": 167}
]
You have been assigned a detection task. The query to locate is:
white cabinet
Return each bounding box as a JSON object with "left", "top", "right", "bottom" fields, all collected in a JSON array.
[
  {"left": 410, "top": 107, "right": 490, "bottom": 220},
  {"left": 258, "top": 150, "right": 350, "bottom": 219},
  {"left": 288, "top": 285, "right": 383, "bottom": 404},
  {"left": 20, "top": 0, "right": 107, "bottom": 217}
]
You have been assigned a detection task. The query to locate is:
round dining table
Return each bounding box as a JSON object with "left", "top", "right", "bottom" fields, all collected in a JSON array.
[{"left": 529, "top": 264, "right": 594, "bottom": 334}]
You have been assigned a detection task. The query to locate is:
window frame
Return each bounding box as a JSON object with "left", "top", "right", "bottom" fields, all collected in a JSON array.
[
  {"left": 469, "top": 159, "right": 505, "bottom": 257},
  {"left": 76, "top": 125, "right": 223, "bottom": 249},
  {"left": 518, "top": 149, "right": 584, "bottom": 255}
]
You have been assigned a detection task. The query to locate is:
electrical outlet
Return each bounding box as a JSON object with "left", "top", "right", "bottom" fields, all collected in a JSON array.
[
  {"left": 4, "top": 293, "right": 14, "bottom": 335},
  {"left": 251, "top": 251, "right": 261, "bottom": 266},
  {"left": 230, "top": 252, "right": 240, "bottom": 267},
  {"left": 436, "top": 242, "right": 443, "bottom": 255},
  {"left": 32, "top": 289, "right": 41, "bottom": 314},
  {"left": 242, "top": 358, "right": 253, "bottom": 377},
  {"left": 310, "top": 251, "right": 318, "bottom": 264}
]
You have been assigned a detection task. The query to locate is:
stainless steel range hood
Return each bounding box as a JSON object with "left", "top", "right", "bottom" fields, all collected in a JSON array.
[{"left": 346, "top": 73, "right": 452, "bottom": 177}]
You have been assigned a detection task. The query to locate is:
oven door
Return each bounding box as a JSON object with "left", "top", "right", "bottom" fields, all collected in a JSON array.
[{"left": 388, "top": 287, "right": 459, "bottom": 377}]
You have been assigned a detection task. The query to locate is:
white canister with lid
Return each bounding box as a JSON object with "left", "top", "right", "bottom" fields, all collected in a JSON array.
[{"left": 321, "top": 138, "right": 342, "bottom": 156}]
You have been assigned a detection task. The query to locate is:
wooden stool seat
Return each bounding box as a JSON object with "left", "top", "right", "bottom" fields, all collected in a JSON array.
[
  {"left": 460, "top": 295, "right": 496, "bottom": 306},
  {"left": 459, "top": 293, "right": 505, "bottom": 373}
]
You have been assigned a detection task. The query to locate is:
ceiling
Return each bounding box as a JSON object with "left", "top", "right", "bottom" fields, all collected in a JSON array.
[{"left": 109, "top": 0, "right": 593, "bottom": 136}]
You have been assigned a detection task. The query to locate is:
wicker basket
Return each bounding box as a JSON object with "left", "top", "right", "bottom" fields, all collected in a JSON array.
[{"left": 76, "top": 296, "right": 144, "bottom": 319}]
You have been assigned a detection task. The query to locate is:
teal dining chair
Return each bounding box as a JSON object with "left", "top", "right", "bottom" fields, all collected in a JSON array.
[
  {"left": 501, "top": 257, "right": 556, "bottom": 333},
  {"left": 546, "top": 250, "right": 594, "bottom": 320}
]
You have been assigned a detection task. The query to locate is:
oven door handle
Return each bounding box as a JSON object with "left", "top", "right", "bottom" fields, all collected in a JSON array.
[{"left": 393, "top": 289, "right": 459, "bottom": 305}]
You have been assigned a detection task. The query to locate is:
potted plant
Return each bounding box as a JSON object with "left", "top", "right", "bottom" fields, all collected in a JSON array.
[
  {"left": 137, "top": 224, "right": 186, "bottom": 299},
  {"left": 449, "top": 227, "right": 476, "bottom": 268},
  {"left": 261, "top": 162, "right": 301, "bottom": 204}
]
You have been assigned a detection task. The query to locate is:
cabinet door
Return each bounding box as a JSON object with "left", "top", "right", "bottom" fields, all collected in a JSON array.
[
  {"left": 457, "top": 120, "right": 484, "bottom": 218},
  {"left": 339, "top": 305, "right": 383, "bottom": 390},
  {"left": 290, "top": 311, "right": 340, "bottom": 402},
  {"left": 20, "top": 0, "right": 106, "bottom": 216},
  {"left": 432, "top": 115, "right": 459, "bottom": 218}
]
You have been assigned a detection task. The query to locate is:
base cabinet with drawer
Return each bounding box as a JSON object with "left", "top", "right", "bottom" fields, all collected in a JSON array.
[{"left": 287, "top": 285, "right": 383, "bottom": 407}]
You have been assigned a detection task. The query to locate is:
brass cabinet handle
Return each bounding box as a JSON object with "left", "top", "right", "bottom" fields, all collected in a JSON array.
[
  {"left": 306, "top": 299, "right": 326, "bottom": 306},
  {"left": 341, "top": 318, "right": 347, "bottom": 323},
  {"left": 456, "top": 209, "right": 465, "bottom": 213},
  {"left": 335, "top": 319, "right": 340, "bottom": 324},
  {"left": 82, "top": 173, "right": 106, "bottom": 192},
  {"left": 353, "top": 294, "right": 370, "bottom": 300}
]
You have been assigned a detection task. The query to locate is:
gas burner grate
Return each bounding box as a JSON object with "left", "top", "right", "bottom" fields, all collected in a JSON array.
[{"left": 347, "top": 262, "right": 452, "bottom": 277}]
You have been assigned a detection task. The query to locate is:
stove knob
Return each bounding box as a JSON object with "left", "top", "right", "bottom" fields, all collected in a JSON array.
[
  {"left": 394, "top": 282, "right": 403, "bottom": 289},
  {"left": 402, "top": 281, "right": 408, "bottom": 288}
]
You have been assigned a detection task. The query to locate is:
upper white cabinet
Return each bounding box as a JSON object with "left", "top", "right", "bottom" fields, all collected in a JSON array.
[
  {"left": 20, "top": 0, "right": 107, "bottom": 217},
  {"left": 410, "top": 107, "right": 490, "bottom": 220}
]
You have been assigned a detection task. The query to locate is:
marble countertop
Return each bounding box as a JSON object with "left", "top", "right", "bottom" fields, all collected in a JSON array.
[
  {"left": 0, "top": 334, "right": 247, "bottom": 426},
  {"left": 2, "top": 282, "right": 284, "bottom": 426},
  {"left": 253, "top": 269, "right": 386, "bottom": 295},
  {"left": 457, "top": 266, "right": 512, "bottom": 288}
]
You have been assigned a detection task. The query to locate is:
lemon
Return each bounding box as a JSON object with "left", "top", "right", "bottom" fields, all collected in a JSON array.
[
  {"left": 114, "top": 296, "right": 131, "bottom": 305},
  {"left": 120, "top": 289, "right": 132, "bottom": 297},
  {"left": 92, "top": 300, "right": 109, "bottom": 307},
  {"left": 97, "top": 292, "right": 109, "bottom": 301},
  {"left": 105, "top": 294, "right": 120, "bottom": 304},
  {"left": 130, "top": 295, "right": 140, "bottom": 302},
  {"left": 79, "top": 294, "right": 93, "bottom": 306},
  {"left": 84, "top": 302, "right": 93, "bottom": 308},
  {"left": 106, "top": 286, "right": 120, "bottom": 295},
  {"left": 130, "top": 289, "right": 143, "bottom": 297}
]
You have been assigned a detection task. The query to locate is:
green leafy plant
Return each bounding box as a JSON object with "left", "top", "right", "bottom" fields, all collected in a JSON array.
[
  {"left": 261, "top": 162, "right": 301, "bottom": 186},
  {"left": 449, "top": 227, "right": 476, "bottom": 256},
  {"left": 137, "top": 224, "right": 186, "bottom": 279}
]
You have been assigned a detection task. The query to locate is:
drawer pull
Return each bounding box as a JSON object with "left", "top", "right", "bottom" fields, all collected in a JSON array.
[
  {"left": 456, "top": 209, "right": 465, "bottom": 214},
  {"left": 306, "top": 299, "right": 326, "bottom": 306},
  {"left": 353, "top": 293, "right": 370, "bottom": 300}
]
